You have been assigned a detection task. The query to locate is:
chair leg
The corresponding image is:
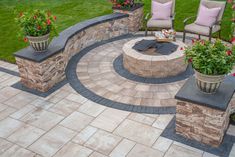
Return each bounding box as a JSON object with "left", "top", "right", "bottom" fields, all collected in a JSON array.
[
  {"left": 198, "top": 34, "right": 201, "bottom": 40},
  {"left": 219, "top": 30, "right": 221, "bottom": 39},
  {"left": 209, "top": 34, "right": 212, "bottom": 42},
  {"left": 183, "top": 30, "right": 186, "bottom": 42},
  {"left": 145, "top": 27, "right": 148, "bottom": 36}
]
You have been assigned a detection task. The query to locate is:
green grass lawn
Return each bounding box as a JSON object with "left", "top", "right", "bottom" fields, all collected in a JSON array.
[{"left": 0, "top": 0, "right": 232, "bottom": 63}]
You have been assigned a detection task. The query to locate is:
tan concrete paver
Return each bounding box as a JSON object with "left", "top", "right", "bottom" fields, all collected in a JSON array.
[
  {"left": 0, "top": 87, "right": 21, "bottom": 103},
  {"left": 29, "top": 125, "right": 76, "bottom": 157},
  {"left": 85, "top": 130, "right": 122, "bottom": 155},
  {"left": 20, "top": 109, "right": 64, "bottom": 131},
  {"left": 7, "top": 124, "right": 45, "bottom": 147},
  {"left": 89, "top": 151, "right": 108, "bottom": 157},
  {"left": 4, "top": 92, "right": 37, "bottom": 109},
  {"left": 0, "top": 106, "right": 16, "bottom": 120},
  {"left": 164, "top": 144, "right": 203, "bottom": 157},
  {"left": 152, "top": 136, "right": 173, "bottom": 153},
  {"left": 49, "top": 98, "right": 81, "bottom": 116},
  {"left": 10, "top": 105, "right": 37, "bottom": 119},
  {"left": 72, "top": 125, "right": 98, "bottom": 145},
  {"left": 110, "top": 139, "right": 136, "bottom": 157},
  {"left": 0, "top": 138, "right": 13, "bottom": 154},
  {"left": 60, "top": 111, "right": 93, "bottom": 132},
  {"left": 152, "top": 114, "right": 174, "bottom": 130},
  {"left": 78, "top": 100, "right": 106, "bottom": 117},
  {"left": 127, "top": 144, "right": 164, "bottom": 157},
  {"left": 66, "top": 93, "right": 88, "bottom": 104},
  {"left": 128, "top": 113, "right": 156, "bottom": 125},
  {"left": 91, "top": 108, "right": 129, "bottom": 132},
  {"left": 0, "top": 117, "right": 24, "bottom": 138},
  {"left": 0, "top": 144, "right": 35, "bottom": 157},
  {"left": 114, "top": 119, "right": 162, "bottom": 146},
  {"left": 53, "top": 142, "right": 92, "bottom": 157}
]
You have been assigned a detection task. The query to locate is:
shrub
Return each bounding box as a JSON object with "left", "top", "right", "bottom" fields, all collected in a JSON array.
[{"left": 184, "top": 40, "right": 235, "bottom": 75}]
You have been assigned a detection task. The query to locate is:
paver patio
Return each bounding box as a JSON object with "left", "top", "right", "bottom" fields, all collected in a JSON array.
[{"left": 0, "top": 33, "right": 234, "bottom": 157}]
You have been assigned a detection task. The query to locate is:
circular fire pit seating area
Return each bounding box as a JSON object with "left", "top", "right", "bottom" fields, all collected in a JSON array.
[
  {"left": 123, "top": 37, "right": 187, "bottom": 78},
  {"left": 14, "top": 6, "right": 235, "bottom": 114}
]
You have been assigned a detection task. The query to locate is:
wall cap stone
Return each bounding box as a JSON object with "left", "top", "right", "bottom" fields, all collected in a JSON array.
[
  {"left": 175, "top": 76, "right": 235, "bottom": 111},
  {"left": 14, "top": 13, "right": 129, "bottom": 62}
]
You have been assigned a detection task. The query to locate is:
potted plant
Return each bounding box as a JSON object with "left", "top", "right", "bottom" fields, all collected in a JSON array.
[
  {"left": 110, "top": 0, "right": 142, "bottom": 10},
  {"left": 185, "top": 40, "right": 235, "bottom": 94},
  {"left": 16, "top": 10, "right": 57, "bottom": 52}
]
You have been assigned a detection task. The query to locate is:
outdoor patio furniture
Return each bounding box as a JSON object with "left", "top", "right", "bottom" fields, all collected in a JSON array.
[
  {"left": 145, "top": 0, "right": 176, "bottom": 36},
  {"left": 183, "top": 0, "right": 226, "bottom": 42}
]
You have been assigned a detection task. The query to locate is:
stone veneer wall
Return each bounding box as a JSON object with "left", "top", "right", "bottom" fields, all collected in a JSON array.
[
  {"left": 113, "top": 4, "right": 144, "bottom": 32},
  {"left": 176, "top": 100, "right": 231, "bottom": 147},
  {"left": 15, "top": 9, "right": 143, "bottom": 92}
]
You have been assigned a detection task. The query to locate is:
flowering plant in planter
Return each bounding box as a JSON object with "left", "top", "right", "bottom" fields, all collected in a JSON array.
[
  {"left": 185, "top": 40, "right": 235, "bottom": 93},
  {"left": 110, "top": 0, "right": 135, "bottom": 8},
  {"left": 16, "top": 10, "right": 58, "bottom": 52}
]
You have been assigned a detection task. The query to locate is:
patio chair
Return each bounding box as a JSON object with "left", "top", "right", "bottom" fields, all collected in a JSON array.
[
  {"left": 183, "top": 0, "right": 227, "bottom": 42},
  {"left": 145, "top": 0, "right": 176, "bottom": 36}
]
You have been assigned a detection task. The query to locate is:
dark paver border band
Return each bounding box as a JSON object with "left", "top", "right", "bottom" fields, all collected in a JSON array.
[
  {"left": 161, "top": 116, "right": 235, "bottom": 157},
  {"left": 66, "top": 34, "right": 180, "bottom": 114},
  {"left": 0, "top": 67, "right": 19, "bottom": 77},
  {"left": 113, "top": 55, "right": 194, "bottom": 84}
]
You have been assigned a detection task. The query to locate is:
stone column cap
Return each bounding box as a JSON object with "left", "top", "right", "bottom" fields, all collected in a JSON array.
[{"left": 175, "top": 76, "right": 235, "bottom": 111}]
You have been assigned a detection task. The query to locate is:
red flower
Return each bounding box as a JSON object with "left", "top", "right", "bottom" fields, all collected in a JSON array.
[
  {"left": 180, "top": 47, "right": 184, "bottom": 50},
  {"left": 53, "top": 16, "right": 57, "bottom": 21},
  {"left": 37, "top": 25, "right": 41, "bottom": 30},
  {"left": 192, "top": 39, "right": 195, "bottom": 44},
  {"left": 231, "top": 73, "right": 235, "bottom": 77},
  {"left": 47, "top": 19, "right": 51, "bottom": 25},
  {"left": 33, "top": 15, "right": 37, "bottom": 20},
  {"left": 116, "top": 4, "right": 121, "bottom": 8},
  {"left": 231, "top": 37, "right": 235, "bottom": 43},
  {"left": 227, "top": 0, "right": 233, "bottom": 3},
  {"left": 188, "top": 58, "right": 193, "bottom": 63},
  {"left": 23, "top": 37, "right": 28, "bottom": 43},
  {"left": 226, "top": 50, "right": 232, "bottom": 56},
  {"left": 19, "top": 12, "right": 23, "bottom": 17}
]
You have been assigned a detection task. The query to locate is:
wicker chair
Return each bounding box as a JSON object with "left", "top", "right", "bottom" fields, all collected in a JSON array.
[
  {"left": 145, "top": 0, "right": 175, "bottom": 36},
  {"left": 183, "top": 0, "right": 227, "bottom": 42}
]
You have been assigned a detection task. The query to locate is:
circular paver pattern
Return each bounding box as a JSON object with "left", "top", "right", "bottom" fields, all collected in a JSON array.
[
  {"left": 72, "top": 35, "right": 189, "bottom": 110},
  {"left": 123, "top": 37, "right": 188, "bottom": 78},
  {"left": 66, "top": 34, "right": 207, "bottom": 113}
]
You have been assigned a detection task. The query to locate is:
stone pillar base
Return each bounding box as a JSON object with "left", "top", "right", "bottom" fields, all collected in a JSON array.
[
  {"left": 176, "top": 100, "right": 230, "bottom": 147},
  {"left": 113, "top": 4, "right": 144, "bottom": 32}
]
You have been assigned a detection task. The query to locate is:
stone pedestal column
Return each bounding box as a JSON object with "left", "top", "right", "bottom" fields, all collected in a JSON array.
[
  {"left": 113, "top": 4, "right": 144, "bottom": 32},
  {"left": 175, "top": 77, "right": 235, "bottom": 147},
  {"left": 176, "top": 100, "right": 230, "bottom": 147}
]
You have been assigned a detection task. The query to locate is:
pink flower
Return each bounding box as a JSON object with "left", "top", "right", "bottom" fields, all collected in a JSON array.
[{"left": 47, "top": 19, "right": 51, "bottom": 25}]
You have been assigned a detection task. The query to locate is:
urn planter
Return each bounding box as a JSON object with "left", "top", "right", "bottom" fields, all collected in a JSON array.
[
  {"left": 194, "top": 70, "right": 225, "bottom": 94},
  {"left": 27, "top": 33, "right": 50, "bottom": 52}
]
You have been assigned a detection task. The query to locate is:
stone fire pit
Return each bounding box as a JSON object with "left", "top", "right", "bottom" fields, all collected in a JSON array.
[{"left": 123, "top": 37, "right": 188, "bottom": 78}]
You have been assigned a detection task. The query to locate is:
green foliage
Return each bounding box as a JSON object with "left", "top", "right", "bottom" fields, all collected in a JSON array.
[
  {"left": 185, "top": 40, "right": 235, "bottom": 75},
  {"left": 231, "top": 113, "right": 235, "bottom": 123},
  {"left": 0, "top": 0, "right": 232, "bottom": 63},
  {"left": 16, "top": 10, "right": 57, "bottom": 38}
]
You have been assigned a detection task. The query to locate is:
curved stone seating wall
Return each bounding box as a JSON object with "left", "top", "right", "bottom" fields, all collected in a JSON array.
[{"left": 15, "top": 7, "right": 143, "bottom": 92}]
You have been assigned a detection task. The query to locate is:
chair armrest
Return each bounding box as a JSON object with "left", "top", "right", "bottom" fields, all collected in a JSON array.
[
  {"left": 183, "top": 16, "right": 196, "bottom": 25},
  {"left": 145, "top": 13, "right": 151, "bottom": 21}
]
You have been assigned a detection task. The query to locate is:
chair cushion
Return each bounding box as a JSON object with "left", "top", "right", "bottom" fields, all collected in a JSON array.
[
  {"left": 195, "top": 4, "right": 221, "bottom": 27},
  {"left": 152, "top": 1, "right": 173, "bottom": 20},
  {"left": 147, "top": 18, "right": 172, "bottom": 28},
  {"left": 185, "top": 23, "right": 221, "bottom": 36}
]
